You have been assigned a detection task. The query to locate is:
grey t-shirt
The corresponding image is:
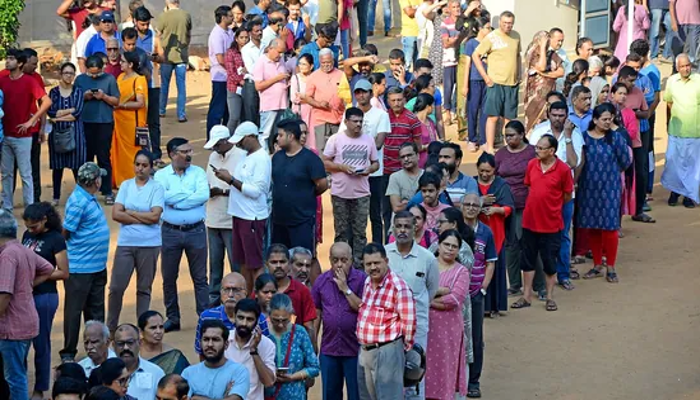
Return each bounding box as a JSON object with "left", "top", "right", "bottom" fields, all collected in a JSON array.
[
  {"left": 386, "top": 169, "right": 424, "bottom": 201},
  {"left": 74, "top": 73, "right": 120, "bottom": 124},
  {"left": 649, "top": 0, "right": 669, "bottom": 9}
]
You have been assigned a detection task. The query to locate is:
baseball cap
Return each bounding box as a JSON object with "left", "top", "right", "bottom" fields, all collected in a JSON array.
[
  {"left": 78, "top": 162, "right": 107, "bottom": 185},
  {"left": 204, "top": 125, "right": 231, "bottom": 149},
  {"left": 100, "top": 11, "right": 115, "bottom": 22},
  {"left": 229, "top": 121, "right": 260, "bottom": 145},
  {"left": 354, "top": 79, "right": 372, "bottom": 92}
]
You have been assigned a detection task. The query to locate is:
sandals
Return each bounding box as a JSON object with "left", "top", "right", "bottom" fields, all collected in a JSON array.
[
  {"left": 467, "top": 388, "right": 482, "bottom": 398},
  {"left": 104, "top": 195, "right": 115, "bottom": 206},
  {"left": 570, "top": 268, "right": 581, "bottom": 280},
  {"left": 583, "top": 267, "right": 604, "bottom": 279},
  {"left": 507, "top": 287, "right": 523, "bottom": 297},
  {"left": 632, "top": 213, "right": 656, "bottom": 223},
  {"left": 510, "top": 297, "right": 531, "bottom": 309},
  {"left": 546, "top": 299, "right": 558, "bottom": 312},
  {"left": 559, "top": 279, "right": 575, "bottom": 291},
  {"left": 606, "top": 270, "right": 619, "bottom": 283},
  {"left": 571, "top": 256, "right": 587, "bottom": 265}
]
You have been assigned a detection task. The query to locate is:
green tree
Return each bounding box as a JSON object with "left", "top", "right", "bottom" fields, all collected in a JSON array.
[{"left": 0, "top": 0, "right": 25, "bottom": 58}]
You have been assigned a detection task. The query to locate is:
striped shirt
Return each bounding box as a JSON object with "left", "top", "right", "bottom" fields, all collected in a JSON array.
[
  {"left": 357, "top": 270, "right": 416, "bottom": 350},
  {"left": 63, "top": 185, "right": 110, "bottom": 274},
  {"left": 385, "top": 109, "right": 422, "bottom": 174},
  {"left": 469, "top": 222, "right": 498, "bottom": 297}
]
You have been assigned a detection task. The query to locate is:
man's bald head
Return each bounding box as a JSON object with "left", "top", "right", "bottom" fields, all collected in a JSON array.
[
  {"left": 330, "top": 242, "right": 352, "bottom": 258},
  {"left": 330, "top": 242, "right": 353, "bottom": 273},
  {"left": 221, "top": 272, "right": 248, "bottom": 309},
  {"left": 222, "top": 272, "right": 246, "bottom": 288},
  {"left": 157, "top": 374, "right": 189, "bottom": 400}
]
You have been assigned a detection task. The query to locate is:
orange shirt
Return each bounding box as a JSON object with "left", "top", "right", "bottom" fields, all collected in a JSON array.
[{"left": 305, "top": 68, "right": 345, "bottom": 127}]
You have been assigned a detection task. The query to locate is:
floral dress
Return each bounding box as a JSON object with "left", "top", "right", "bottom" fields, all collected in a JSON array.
[
  {"left": 266, "top": 324, "right": 320, "bottom": 399},
  {"left": 428, "top": 13, "right": 445, "bottom": 85}
]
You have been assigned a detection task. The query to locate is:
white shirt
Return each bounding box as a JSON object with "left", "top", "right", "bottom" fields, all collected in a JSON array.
[
  {"left": 78, "top": 348, "right": 117, "bottom": 378},
  {"left": 228, "top": 147, "right": 272, "bottom": 220},
  {"left": 126, "top": 358, "right": 165, "bottom": 400},
  {"left": 529, "top": 120, "right": 584, "bottom": 198},
  {"left": 242, "top": 41, "right": 262, "bottom": 77},
  {"left": 224, "top": 330, "right": 276, "bottom": 400},
  {"left": 206, "top": 147, "right": 246, "bottom": 229},
  {"left": 76, "top": 25, "right": 98, "bottom": 60},
  {"left": 337, "top": 106, "right": 391, "bottom": 176}
]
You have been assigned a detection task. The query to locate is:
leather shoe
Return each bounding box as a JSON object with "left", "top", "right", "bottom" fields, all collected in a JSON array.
[{"left": 164, "top": 320, "right": 181, "bottom": 333}]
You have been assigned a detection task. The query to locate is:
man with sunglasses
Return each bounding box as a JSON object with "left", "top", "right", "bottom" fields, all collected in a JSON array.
[
  {"left": 113, "top": 324, "right": 165, "bottom": 400},
  {"left": 103, "top": 38, "right": 122, "bottom": 78},
  {"left": 85, "top": 10, "right": 121, "bottom": 58},
  {"left": 154, "top": 138, "right": 210, "bottom": 333}
]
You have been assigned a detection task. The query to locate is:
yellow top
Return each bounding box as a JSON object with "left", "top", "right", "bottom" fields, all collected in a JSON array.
[
  {"left": 474, "top": 29, "right": 522, "bottom": 86},
  {"left": 399, "top": 0, "right": 421, "bottom": 37}
]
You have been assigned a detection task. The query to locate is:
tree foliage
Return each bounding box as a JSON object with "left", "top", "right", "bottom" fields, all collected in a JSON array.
[{"left": 0, "top": 0, "right": 25, "bottom": 58}]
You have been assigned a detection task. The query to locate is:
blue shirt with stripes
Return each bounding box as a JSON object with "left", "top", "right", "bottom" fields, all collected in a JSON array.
[
  {"left": 194, "top": 305, "right": 270, "bottom": 354},
  {"left": 63, "top": 185, "right": 110, "bottom": 274}
]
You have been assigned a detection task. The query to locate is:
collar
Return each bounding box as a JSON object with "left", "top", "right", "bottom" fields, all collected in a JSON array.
[
  {"left": 138, "top": 28, "right": 153, "bottom": 41},
  {"left": 168, "top": 164, "right": 191, "bottom": 176},
  {"left": 388, "top": 241, "right": 420, "bottom": 258},
  {"left": 74, "top": 184, "right": 98, "bottom": 202},
  {"left": 568, "top": 108, "right": 592, "bottom": 120},
  {"left": 232, "top": 330, "right": 255, "bottom": 349}
]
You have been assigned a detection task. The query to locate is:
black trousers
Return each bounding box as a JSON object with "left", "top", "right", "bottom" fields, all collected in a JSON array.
[
  {"left": 368, "top": 175, "right": 388, "bottom": 244},
  {"left": 468, "top": 292, "right": 484, "bottom": 389},
  {"left": 59, "top": 269, "right": 107, "bottom": 359},
  {"left": 84, "top": 122, "right": 114, "bottom": 196},
  {"left": 148, "top": 87, "right": 162, "bottom": 160}
]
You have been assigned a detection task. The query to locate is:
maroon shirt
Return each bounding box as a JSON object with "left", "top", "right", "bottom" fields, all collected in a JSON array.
[
  {"left": 495, "top": 145, "right": 537, "bottom": 210},
  {"left": 284, "top": 278, "right": 318, "bottom": 325},
  {"left": 0, "top": 241, "right": 53, "bottom": 340},
  {"left": 104, "top": 62, "right": 122, "bottom": 79}
]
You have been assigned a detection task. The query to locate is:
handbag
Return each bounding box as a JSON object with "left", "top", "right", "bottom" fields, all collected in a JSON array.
[
  {"left": 52, "top": 122, "right": 76, "bottom": 154},
  {"left": 132, "top": 78, "right": 150, "bottom": 148},
  {"left": 264, "top": 324, "right": 296, "bottom": 400}
]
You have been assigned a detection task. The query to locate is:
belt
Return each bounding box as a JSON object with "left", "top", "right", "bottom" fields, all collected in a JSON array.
[
  {"left": 362, "top": 336, "right": 402, "bottom": 351},
  {"left": 163, "top": 220, "right": 204, "bottom": 231}
]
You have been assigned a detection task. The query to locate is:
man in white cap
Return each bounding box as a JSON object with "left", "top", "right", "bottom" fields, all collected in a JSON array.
[
  {"left": 213, "top": 122, "right": 272, "bottom": 294},
  {"left": 204, "top": 125, "right": 245, "bottom": 306}
]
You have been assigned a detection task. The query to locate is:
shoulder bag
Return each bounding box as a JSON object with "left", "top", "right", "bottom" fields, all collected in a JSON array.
[
  {"left": 52, "top": 89, "right": 77, "bottom": 153},
  {"left": 264, "top": 324, "right": 296, "bottom": 400},
  {"left": 132, "top": 78, "right": 150, "bottom": 148}
]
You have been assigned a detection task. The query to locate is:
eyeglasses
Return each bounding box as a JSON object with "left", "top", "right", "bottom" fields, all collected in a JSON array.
[
  {"left": 441, "top": 242, "right": 459, "bottom": 250},
  {"left": 222, "top": 287, "right": 246, "bottom": 295},
  {"left": 462, "top": 203, "right": 480, "bottom": 209},
  {"left": 114, "top": 339, "right": 138, "bottom": 348},
  {"left": 107, "top": 47, "right": 119, "bottom": 51},
  {"left": 271, "top": 317, "right": 290, "bottom": 325}
]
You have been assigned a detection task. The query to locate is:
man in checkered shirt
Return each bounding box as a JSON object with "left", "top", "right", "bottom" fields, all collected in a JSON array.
[{"left": 356, "top": 242, "right": 416, "bottom": 400}]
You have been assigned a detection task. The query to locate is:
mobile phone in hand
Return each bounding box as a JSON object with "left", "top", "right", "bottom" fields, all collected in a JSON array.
[
  {"left": 278, "top": 367, "right": 290, "bottom": 375},
  {"left": 210, "top": 164, "right": 218, "bottom": 171}
]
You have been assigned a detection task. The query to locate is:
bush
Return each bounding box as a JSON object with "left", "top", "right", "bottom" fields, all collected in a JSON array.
[{"left": 0, "top": 0, "right": 25, "bottom": 58}]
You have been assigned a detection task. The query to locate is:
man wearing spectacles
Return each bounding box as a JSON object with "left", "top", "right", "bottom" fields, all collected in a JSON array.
[
  {"left": 511, "top": 135, "right": 574, "bottom": 313},
  {"left": 113, "top": 324, "right": 165, "bottom": 400},
  {"left": 195, "top": 272, "right": 248, "bottom": 358},
  {"left": 104, "top": 38, "right": 122, "bottom": 78}
]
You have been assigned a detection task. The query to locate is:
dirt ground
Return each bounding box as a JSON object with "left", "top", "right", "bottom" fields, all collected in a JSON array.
[{"left": 20, "top": 34, "right": 700, "bottom": 399}]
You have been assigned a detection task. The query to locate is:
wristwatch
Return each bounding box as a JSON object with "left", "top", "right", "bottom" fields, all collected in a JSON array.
[
  {"left": 480, "top": 288, "right": 487, "bottom": 296},
  {"left": 564, "top": 138, "right": 573, "bottom": 144},
  {"left": 250, "top": 350, "right": 258, "bottom": 356},
  {"left": 344, "top": 288, "right": 352, "bottom": 296}
]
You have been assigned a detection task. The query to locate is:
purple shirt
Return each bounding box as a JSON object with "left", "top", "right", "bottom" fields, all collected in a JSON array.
[
  {"left": 495, "top": 145, "right": 537, "bottom": 210},
  {"left": 469, "top": 223, "right": 497, "bottom": 297},
  {"left": 0, "top": 241, "right": 53, "bottom": 340},
  {"left": 311, "top": 267, "right": 367, "bottom": 357},
  {"left": 208, "top": 24, "right": 234, "bottom": 82}
]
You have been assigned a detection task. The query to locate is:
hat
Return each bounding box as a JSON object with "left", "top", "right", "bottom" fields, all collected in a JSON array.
[
  {"left": 100, "top": 11, "right": 115, "bottom": 22},
  {"left": 204, "top": 125, "right": 231, "bottom": 149},
  {"left": 353, "top": 79, "right": 372, "bottom": 92},
  {"left": 78, "top": 162, "right": 107, "bottom": 185},
  {"left": 229, "top": 121, "right": 260, "bottom": 144}
]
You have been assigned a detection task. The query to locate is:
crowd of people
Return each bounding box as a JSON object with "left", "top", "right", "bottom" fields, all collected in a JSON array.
[{"left": 2, "top": 0, "right": 700, "bottom": 399}]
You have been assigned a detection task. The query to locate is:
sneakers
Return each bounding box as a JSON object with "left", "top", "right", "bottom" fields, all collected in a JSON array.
[{"left": 683, "top": 197, "right": 696, "bottom": 208}]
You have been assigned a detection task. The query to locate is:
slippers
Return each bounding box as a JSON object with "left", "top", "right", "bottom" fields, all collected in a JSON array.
[
  {"left": 632, "top": 214, "right": 656, "bottom": 223},
  {"left": 510, "top": 297, "right": 531, "bottom": 309},
  {"left": 546, "top": 299, "right": 558, "bottom": 312}
]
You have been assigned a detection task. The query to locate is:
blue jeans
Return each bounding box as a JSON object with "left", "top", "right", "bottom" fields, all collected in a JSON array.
[
  {"left": 160, "top": 63, "right": 188, "bottom": 120},
  {"left": 402, "top": 36, "right": 418, "bottom": 70},
  {"left": 368, "top": 0, "right": 391, "bottom": 33},
  {"left": 207, "top": 81, "right": 229, "bottom": 138},
  {"left": 0, "top": 339, "right": 31, "bottom": 400},
  {"left": 650, "top": 9, "right": 675, "bottom": 59},
  {"left": 340, "top": 29, "right": 351, "bottom": 60},
  {"left": 320, "top": 354, "right": 359, "bottom": 400},
  {"left": 357, "top": 0, "right": 369, "bottom": 47},
  {"left": 681, "top": 24, "right": 700, "bottom": 68},
  {"left": 207, "top": 227, "right": 238, "bottom": 304},
  {"left": 33, "top": 293, "right": 59, "bottom": 392},
  {"left": 557, "top": 199, "right": 575, "bottom": 282}
]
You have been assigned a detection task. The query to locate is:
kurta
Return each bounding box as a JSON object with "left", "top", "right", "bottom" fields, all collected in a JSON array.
[
  {"left": 47, "top": 86, "right": 87, "bottom": 170},
  {"left": 425, "top": 263, "right": 469, "bottom": 399},
  {"left": 112, "top": 73, "right": 148, "bottom": 188},
  {"left": 266, "top": 324, "right": 320, "bottom": 399},
  {"left": 612, "top": 4, "right": 650, "bottom": 63},
  {"left": 577, "top": 131, "right": 633, "bottom": 231}
]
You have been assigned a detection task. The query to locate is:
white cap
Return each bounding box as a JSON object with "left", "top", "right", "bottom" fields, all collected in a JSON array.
[
  {"left": 229, "top": 121, "right": 260, "bottom": 144},
  {"left": 204, "top": 125, "right": 231, "bottom": 149}
]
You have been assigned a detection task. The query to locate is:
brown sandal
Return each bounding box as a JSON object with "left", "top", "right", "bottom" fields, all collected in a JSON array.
[
  {"left": 546, "top": 299, "right": 558, "bottom": 311},
  {"left": 510, "top": 297, "right": 531, "bottom": 309}
]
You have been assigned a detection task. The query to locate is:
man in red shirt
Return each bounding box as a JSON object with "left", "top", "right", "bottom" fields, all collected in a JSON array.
[
  {"left": 0, "top": 49, "right": 51, "bottom": 210},
  {"left": 511, "top": 135, "right": 573, "bottom": 312},
  {"left": 103, "top": 38, "right": 122, "bottom": 78},
  {"left": 267, "top": 243, "right": 318, "bottom": 349},
  {"left": 20, "top": 48, "right": 47, "bottom": 204}
]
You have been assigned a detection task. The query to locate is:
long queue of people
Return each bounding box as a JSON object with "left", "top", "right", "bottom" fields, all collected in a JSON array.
[{"left": 4, "top": 0, "right": 700, "bottom": 399}]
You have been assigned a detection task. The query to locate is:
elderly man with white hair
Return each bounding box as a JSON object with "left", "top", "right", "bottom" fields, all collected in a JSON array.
[
  {"left": 662, "top": 53, "right": 700, "bottom": 208},
  {"left": 299, "top": 47, "right": 346, "bottom": 151},
  {"left": 253, "top": 38, "right": 291, "bottom": 148},
  {"left": 77, "top": 320, "right": 117, "bottom": 377}
]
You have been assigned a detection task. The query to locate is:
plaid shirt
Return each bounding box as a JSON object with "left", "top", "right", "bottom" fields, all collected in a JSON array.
[
  {"left": 224, "top": 47, "right": 245, "bottom": 93},
  {"left": 356, "top": 270, "right": 416, "bottom": 350}
]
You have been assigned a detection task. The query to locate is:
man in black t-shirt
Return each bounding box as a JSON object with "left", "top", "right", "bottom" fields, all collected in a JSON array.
[{"left": 271, "top": 119, "right": 328, "bottom": 254}]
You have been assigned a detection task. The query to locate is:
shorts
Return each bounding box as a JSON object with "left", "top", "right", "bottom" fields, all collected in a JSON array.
[
  {"left": 314, "top": 123, "right": 339, "bottom": 152},
  {"left": 484, "top": 83, "right": 519, "bottom": 120},
  {"left": 520, "top": 228, "right": 560, "bottom": 276},
  {"left": 232, "top": 217, "right": 267, "bottom": 269},
  {"left": 271, "top": 219, "right": 317, "bottom": 257}
]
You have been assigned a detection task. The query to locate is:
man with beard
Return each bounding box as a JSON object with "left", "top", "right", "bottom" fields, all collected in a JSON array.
[
  {"left": 267, "top": 244, "right": 318, "bottom": 348},
  {"left": 438, "top": 142, "right": 478, "bottom": 204},
  {"left": 342, "top": 50, "right": 380, "bottom": 104},
  {"left": 384, "top": 210, "right": 438, "bottom": 400},
  {"left": 386, "top": 142, "right": 423, "bottom": 217},
  {"left": 195, "top": 272, "right": 248, "bottom": 357},
  {"left": 312, "top": 242, "right": 366, "bottom": 400},
  {"left": 182, "top": 320, "right": 250, "bottom": 400},
  {"left": 290, "top": 247, "right": 314, "bottom": 288},
  {"left": 224, "top": 299, "right": 276, "bottom": 400},
  {"left": 113, "top": 324, "right": 165, "bottom": 400},
  {"left": 356, "top": 242, "right": 416, "bottom": 399},
  {"left": 529, "top": 101, "right": 583, "bottom": 290},
  {"left": 154, "top": 138, "right": 210, "bottom": 332},
  {"left": 78, "top": 321, "right": 116, "bottom": 378}
]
